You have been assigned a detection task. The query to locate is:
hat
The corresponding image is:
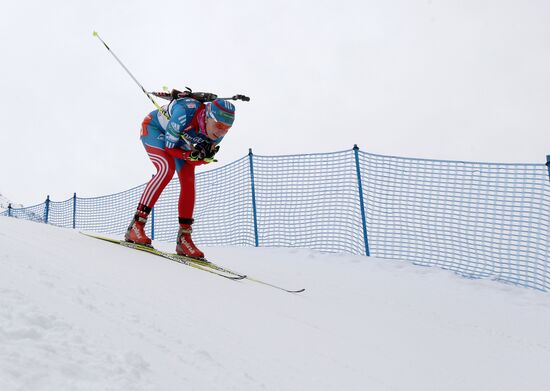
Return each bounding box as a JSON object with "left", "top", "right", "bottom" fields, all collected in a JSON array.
[{"left": 206, "top": 99, "right": 235, "bottom": 126}]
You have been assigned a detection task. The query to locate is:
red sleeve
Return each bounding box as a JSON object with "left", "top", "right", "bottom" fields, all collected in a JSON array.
[{"left": 165, "top": 148, "right": 191, "bottom": 160}]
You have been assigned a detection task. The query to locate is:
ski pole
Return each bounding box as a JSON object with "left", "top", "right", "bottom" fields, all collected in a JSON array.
[{"left": 92, "top": 31, "right": 169, "bottom": 120}]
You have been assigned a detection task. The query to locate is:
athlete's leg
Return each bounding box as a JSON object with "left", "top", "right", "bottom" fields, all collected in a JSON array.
[
  {"left": 174, "top": 160, "right": 203, "bottom": 257},
  {"left": 137, "top": 144, "right": 176, "bottom": 210},
  {"left": 125, "top": 117, "right": 175, "bottom": 244},
  {"left": 175, "top": 159, "right": 196, "bottom": 219}
]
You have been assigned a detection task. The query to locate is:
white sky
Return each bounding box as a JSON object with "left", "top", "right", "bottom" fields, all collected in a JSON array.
[{"left": 1, "top": 0, "right": 549, "bottom": 206}]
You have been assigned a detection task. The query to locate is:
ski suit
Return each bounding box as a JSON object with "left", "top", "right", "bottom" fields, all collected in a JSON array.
[{"left": 138, "top": 97, "right": 223, "bottom": 218}]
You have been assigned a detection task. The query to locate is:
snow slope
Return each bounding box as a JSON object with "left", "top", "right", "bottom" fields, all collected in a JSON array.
[{"left": 1, "top": 216, "right": 549, "bottom": 391}]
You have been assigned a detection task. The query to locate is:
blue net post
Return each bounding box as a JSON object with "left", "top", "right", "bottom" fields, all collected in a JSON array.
[
  {"left": 8, "top": 203, "right": 11, "bottom": 217},
  {"left": 151, "top": 208, "right": 155, "bottom": 240},
  {"left": 72, "top": 193, "right": 77, "bottom": 229},
  {"left": 248, "top": 148, "right": 259, "bottom": 247},
  {"left": 44, "top": 195, "right": 50, "bottom": 224},
  {"left": 353, "top": 145, "right": 370, "bottom": 256},
  {"left": 546, "top": 155, "right": 550, "bottom": 183}
]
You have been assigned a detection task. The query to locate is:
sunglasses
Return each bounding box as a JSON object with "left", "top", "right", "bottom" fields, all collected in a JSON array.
[
  {"left": 212, "top": 119, "right": 231, "bottom": 131},
  {"left": 206, "top": 117, "right": 232, "bottom": 138}
]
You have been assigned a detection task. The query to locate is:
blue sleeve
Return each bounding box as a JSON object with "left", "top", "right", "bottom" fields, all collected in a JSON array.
[{"left": 164, "top": 104, "right": 190, "bottom": 149}]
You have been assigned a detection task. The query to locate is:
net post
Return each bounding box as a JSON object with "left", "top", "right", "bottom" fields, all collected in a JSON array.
[
  {"left": 72, "top": 193, "right": 77, "bottom": 229},
  {"left": 248, "top": 148, "right": 259, "bottom": 247},
  {"left": 44, "top": 195, "right": 50, "bottom": 224},
  {"left": 353, "top": 145, "right": 370, "bottom": 256},
  {"left": 546, "top": 155, "right": 550, "bottom": 183}
]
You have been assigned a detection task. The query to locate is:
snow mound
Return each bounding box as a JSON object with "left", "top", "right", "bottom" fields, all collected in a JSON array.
[{"left": 0, "top": 216, "right": 549, "bottom": 391}]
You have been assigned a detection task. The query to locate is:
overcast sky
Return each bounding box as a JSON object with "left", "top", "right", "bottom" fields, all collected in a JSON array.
[{"left": 1, "top": 0, "right": 549, "bottom": 206}]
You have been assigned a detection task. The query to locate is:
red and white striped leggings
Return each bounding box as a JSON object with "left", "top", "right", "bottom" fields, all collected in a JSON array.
[{"left": 139, "top": 144, "right": 196, "bottom": 218}]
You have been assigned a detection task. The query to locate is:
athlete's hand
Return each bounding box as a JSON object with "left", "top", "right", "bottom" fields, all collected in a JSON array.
[
  {"left": 205, "top": 145, "right": 220, "bottom": 159},
  {"left": 189, "top": 140, "right": 219, "bottom": 162}
]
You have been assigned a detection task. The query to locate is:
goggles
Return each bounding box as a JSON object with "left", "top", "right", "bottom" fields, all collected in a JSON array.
[
  {"left": 206, "top": 116, "right": 231, "bottom": 138},
  {"left": 211, "top": 118, "right": 231, "bottom": 131}
]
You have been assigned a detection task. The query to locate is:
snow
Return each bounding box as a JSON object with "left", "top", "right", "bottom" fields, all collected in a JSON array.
[{"left": 1, "top": 216, "right": 549, "bottom": 391}]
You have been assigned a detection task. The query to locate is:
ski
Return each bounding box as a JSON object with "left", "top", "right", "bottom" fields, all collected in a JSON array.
[
  {"left": 185, "top": 257, "right": 306, "bottom": 293},
  {"left": 181, "top": 257, "right": 245, "bottom": 278},
  {"left": 80, "top": 232, "right": 245, "bottom": 280},
  {"left": 81, "top": 232, "right": 305, "bottom": 293},
  {"left": 238, "top": 276, "right": 305, "bottom": 294}
]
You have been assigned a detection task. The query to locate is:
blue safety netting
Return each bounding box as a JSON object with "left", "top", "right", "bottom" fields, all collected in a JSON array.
[
  {"left": 360, "top": 152, "right": 550, "bottom": 291},
  {"left": 2, "top": 147, "right": 549, "bottom": 291}
]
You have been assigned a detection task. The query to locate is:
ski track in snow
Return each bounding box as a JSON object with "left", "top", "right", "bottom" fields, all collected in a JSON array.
[{"left": 0, "top": 216, "right": 549, "bottom": 391}]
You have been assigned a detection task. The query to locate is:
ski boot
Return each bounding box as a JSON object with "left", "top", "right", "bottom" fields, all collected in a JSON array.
[
  {"left": 125, "top": 206, "right": 152, "bottom": 246},
  {"left": 176, "top": 218, "right": 204, "bottom": 259}
]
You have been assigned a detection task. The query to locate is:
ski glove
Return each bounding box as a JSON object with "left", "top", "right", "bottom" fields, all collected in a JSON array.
[
  {"left": 166, "top": 146, "right": 217, "bottom": 163},
  {"left": 205, "top": 145, "right": 220, "bottom": 161},
  {"left": 189, "top": 140, "right": 220, "bottom": 162}
]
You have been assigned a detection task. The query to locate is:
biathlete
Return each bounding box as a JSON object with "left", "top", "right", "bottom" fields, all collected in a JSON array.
[{"left": 125, "top": 94, "right": 236, "bottom": 258}]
